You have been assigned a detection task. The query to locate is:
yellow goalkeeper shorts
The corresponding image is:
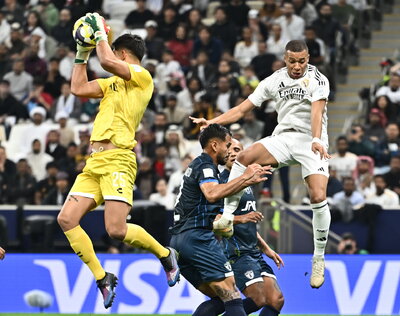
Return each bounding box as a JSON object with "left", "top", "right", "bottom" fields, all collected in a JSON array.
[{"left": 69, "top": 148, "right": 137, "bottom": 207}]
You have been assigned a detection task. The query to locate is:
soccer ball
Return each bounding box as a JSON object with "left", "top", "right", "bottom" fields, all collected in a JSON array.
[{"left": 72, "top": 16, "right": 110, "bottom": 48}]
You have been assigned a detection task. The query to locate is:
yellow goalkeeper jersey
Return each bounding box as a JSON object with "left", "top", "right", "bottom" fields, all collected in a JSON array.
[{"left": 91, "top": 63, "right": 153, "bottom": 149}]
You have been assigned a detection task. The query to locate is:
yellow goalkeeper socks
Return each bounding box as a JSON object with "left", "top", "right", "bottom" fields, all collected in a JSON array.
[
  {"left": 123, "top": 223, "right": 169, "bottom": 259},
  {"left": 64, "top": 225, "right": 106, "bottom": 281}
]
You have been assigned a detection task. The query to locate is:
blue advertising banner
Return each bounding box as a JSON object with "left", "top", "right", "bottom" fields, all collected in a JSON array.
[{"left": 0, "top": 254, "right": 400, "bottom": 314}]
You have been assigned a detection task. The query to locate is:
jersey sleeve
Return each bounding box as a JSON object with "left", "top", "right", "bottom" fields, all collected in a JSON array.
[
  {"left": 310, "top": 70, "right": 330, "bottom": 102},
  {"left": 96, "top": 76, "right": 114, "bottom": 94},
  {"left": 128, "top": 64, "right": 153, "bottom": 89},
  {"left": 248, "top": 75, "right": 274, "bottom": 107},
  {"left": 198, "top": 163, "right": 219, "bottom": 185}
]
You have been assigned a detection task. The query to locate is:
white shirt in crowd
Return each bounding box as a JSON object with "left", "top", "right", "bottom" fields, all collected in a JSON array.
[
  {"left": 149, "top": 192, "right": 177, "bottom": 210},
  {"left": 234, "top": 41, "right": 259, "bottom": 68},
  {"left": 248, "top": 64, "right": 330, "bottom": 143},
  {"left": 275, "top": 14, "right": 305, "bottom": 41},
  {"left": 366, "top": 189, "right": 399, "bottom": 207},
  {"left": 329, "top": 152, "right": 358, "bottom": 181},
  {"left": 26, "top": 151, "right": 53, "bottom": 181},
  {"left": 266, "top": 36, "right": 288, "bottom": 59},
  {"left": 375, "top": 86, "right": 400, "bottom": 104}
]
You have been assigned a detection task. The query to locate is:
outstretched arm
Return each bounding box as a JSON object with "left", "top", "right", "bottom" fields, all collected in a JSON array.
[{"left": 190, "top": 99, "right": 255, "bottom": 128}]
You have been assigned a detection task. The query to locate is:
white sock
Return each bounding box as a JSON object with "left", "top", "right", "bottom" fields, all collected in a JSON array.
[
  {"left": 311, "top": 200, "right": 331, "bottom": 258},
  {"left": 224, "top": 161, "right": 247, "bottom": 215}
]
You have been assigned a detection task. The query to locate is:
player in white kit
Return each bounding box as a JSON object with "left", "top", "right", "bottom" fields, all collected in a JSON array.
[{"left": 191, "top": 40, "right": 331, "bottom": 289}]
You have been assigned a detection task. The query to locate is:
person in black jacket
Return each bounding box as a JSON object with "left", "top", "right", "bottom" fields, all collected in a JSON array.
[{"left": 43, "top": 171, "right": 70, "bottom": 205}]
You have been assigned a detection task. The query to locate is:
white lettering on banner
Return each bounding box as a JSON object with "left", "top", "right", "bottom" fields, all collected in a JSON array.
[
  {"left": 94, "top": 260, "right": 121, "bottom": 314},
  {"left": 376, "top": 261, "right": 400, "bottom": 315},
  {"left": 326, "top": 260, "right": 381, "bottom": 315},
  {"left": 159, "top": 277, "right": 206, "bottom": 314},
  {"left": 117, "top": 259, "right": 161, "bottom": 313},
  {"left": 34, "top": 259, "right": 94, "bottom": 313}
]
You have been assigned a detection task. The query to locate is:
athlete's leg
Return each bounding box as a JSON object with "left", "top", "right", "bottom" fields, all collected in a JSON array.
[
  {"left": 208, "top": 276, "right": 247, "bottom": 316},
  {"left": 193, "top": 284, "right": 225, "bottom": 316},
  {"left": 217, "top": 143, "right": 279, "bottom": 232},
  {"left": 57, "top": 195, "right": 105, "bottom": 280},
  {"left": 104, "top": 200, "right": 180, "bottom": 286},
  {"left": 305, "top": 174, "right": 331, "bottom": 288}
]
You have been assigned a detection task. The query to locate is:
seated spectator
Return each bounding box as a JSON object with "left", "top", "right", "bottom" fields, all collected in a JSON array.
[
  {"left": 6, "top": 22, "right": 26, "bottom": 60},
  {"left": 266, "top": 23, "right": 288, "bottom": 59},
  {"left": 364, "top": 108, "right": 386, "bottom": 144},
  {"left": 275, "top": 2, "right": 305, "bottom": 41},
  {"left": 230, "top": 123, "right": 253, "bottom": 149},
  {"left": 0, "top": 79, "right": 29, "bottom": 125},
  {"left": 26, "top": 139, "right": 53, "bottom": 181},
  {"left": 327, "top": 166, "right": 343, "bottom": 198},
  {"left": 136, "top": 156, "right": 157, "bottom": 199},
  {"left": 186, "top": 8, "right": 205, "bottom": 40},
  {"left": 0, "top": 44, "right": 12, "bottom": 80},
  {"left": 226, "top": 0, "right": 250, "bottom": 31},
  {"left": 43, "top": 171, "right": 70, "bottom": 205},
  {"left": 337, "top": 232, "right": 368, "bottom": 254},
  {"left": 55, "top": 111, "right": 74, "bottom": 147},
  {"left": 23, "top": 79, "right": 53, "bottom": 113},
  {"left": 3, "top": 59, "right": 33, "bottom": 101},
  {"left": 258, "top": 0, "right": 283, "bottom": 28},
  {"left": 153, "top": 143, "right": 175, "bottom": 179},
  {"left": 51, "top": 81, "right": 81, "bottom": 123},
  {"left": 168, "top": 154, "right": 193, "bottom": 194},
  {"left": 57, "top": 142, "right": 78, "bottom": 179},
  {"left": 23, "top": 107, "right": 51, "bottom": 156},
  {"left": 144, "top": 20, "right": 164, "bottom": 62},
  {"left": 250, "top": 41, "right": 276, "bottom": 81},
  {"left": 210, "top": 6, "right": 237, "bottom": 54},
  {"left": 366, "top": 175, "right": 399, "bottom": 206},
  {"left": 24, "top": 11, "right": 47, "bottom": 59},
  {"left": 238, "top": 65, "right": 259, "bottom": 90},
  {"left": 0, "top": 10, "right": 10, "bottom": 45},
  {"left": 149, "top": 178, "right": 176, "bottom": 210},
  {"left": 77, "top": 128, "right": 91, "bottom": 159},
  {"left": 210, "top": 59, "right": 241, "bottom": 96},
  {"left": 247, "top": 9, "right": 269, "bottom": 42},
  {"left": 1, "top": 0, "right": 24, "bottom": 25},
  {"left": 353, "top": 156, "right": 375, "bottom": 197},
  {"left": 155, "top": 49, "right": 183, "bottom": 95},
  {"left": 347, "top": 124, "right": 375, "bottom": 157},
  {"left": 375, "top": 123, "right": 400, "bottom": 174},
  {"left": 34, "top": 161, "right": 58, "bottom": 205},
  {"left": 234, "top": 26, "right": 259, "bottom": 68},
  {"left": 185, "top": 93, "right": 215, "bottom": 140},
  {"left": 24, "top": 40, "right": 47, "bottom": 82},
  {"left": 187, "top": 50, "right": 216, "bottom": 90},
  {"left": 372, "top": 95, "right": 397, "bottom": 124},
  {"left": 292, "top": 0, "right": 318, "bottom": 26},
  {"left": 51, "top": 8, "right": 74, "bottom": 49},
  {"left": 384, "top": 155, "right": 400, "bottom": 196},
  {"left": 32, "top": 0, "right": 59, "bottom": 33},
  {"left": 44, "top": 57, "right": 66, "bottom": 99},
  {"left": 125, "top": 0, "right": 155, "bottom": 29},
  {"left": 0, "top": 146, "right": 16, "bottom": 204},
  {"left": 192, "top": 26, "right": 223, "bottom": 66},
  {"left": 304, "top": 26, "right": 327, "bottom": 69},
  {"left": 157, "top": 6, "right": 179, "bottom": 41},
  {"left": 329, "top": 135, "right": 358, "bottom": 181},
  {"left": 176, "top": 76, "right": 203, "bottom": 115},
  {"left": 242, "top": 109, "right": 264, "bottom": 142},
  {"left": 165, "top": 124, "right": 192, "bottom": 170},
  {"left": 166, "top": 24, "right": 193, "bottom": 71},
  {"left": 332, "top": 177, "right": 365, "bottom": 222},
  {"left": 45, "top": 129, "right": 66, "bottom": 161},
  {"left": 211, "top": 75, "right": 240, "bottom": 113},
  {"left": 375, "top": 72, "right": 400, "bottom": 104},
  {"left": 7, "top": 158, "right": 36, "bottom": 204},
  {"left": 162, "top": 93, "right": 187, "bottom": 125}
]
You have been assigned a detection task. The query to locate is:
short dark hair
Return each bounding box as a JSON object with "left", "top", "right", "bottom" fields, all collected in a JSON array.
[
  {"left": 112, "top": 34, "right": 146, "bottom": 61},
  {"left": 199, "top": 123, "right": 231, "bottom": 149},
  {"left": 336, "top": 135, "right": 347, "bottom": 142},
  {"left": 285, "top": 40, "right": 308, "bottom": 53}
]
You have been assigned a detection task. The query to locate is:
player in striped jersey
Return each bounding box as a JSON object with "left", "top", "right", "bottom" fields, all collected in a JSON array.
[{"left": 191, "top": 40, "right": 331, "bottom": 289}]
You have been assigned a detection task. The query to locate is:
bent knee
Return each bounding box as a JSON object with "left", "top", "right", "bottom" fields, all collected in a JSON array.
[
  {"left": 269, "top": 293, "right": 284, "bottom": 311},
  {"left": 310, "top": 193, "right": 327, "bottom": 204},
  {"left": 106, "top": 225, "right": 127, "bottom": 240},
  {"left": 57, "top": 212, "right": 76, "bottom": 231}
]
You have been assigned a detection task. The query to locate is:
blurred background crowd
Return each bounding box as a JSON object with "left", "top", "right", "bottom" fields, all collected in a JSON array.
[{"left": 0, "top": 0, "right": 398, "bottom": 229}]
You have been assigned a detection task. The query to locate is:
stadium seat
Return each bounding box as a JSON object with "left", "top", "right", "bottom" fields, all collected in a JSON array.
[
  {"left": 109, "top": 1, "right": 137, "bottom": 21},
  {"left": 23, "top": 215, "right": 56, "bottom": 252},
  {"left": 102, "top": 0, "right": 124, "bottom": 15},
  {"left": 106, "top": 19, "right": 125, "bottom": 40},
  {"left": 248, "top": 0, "right": 263, "bottom": 10},
  {"left": 206, "top": 1, "right": 221, "bottom": 18}
]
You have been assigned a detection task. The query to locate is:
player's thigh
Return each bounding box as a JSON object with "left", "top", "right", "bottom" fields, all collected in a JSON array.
[
  {"left": 208, "top": 276, "right": 241, "bottom": 301},
  {"left": 170, "top": 229, "right": 233, "bottom": 288},
  {"left": 238, "top": 142, "right": 279, "bottom": 167},
  {"left": 99, "top": 149, "right": 137, "bottom": 207}
]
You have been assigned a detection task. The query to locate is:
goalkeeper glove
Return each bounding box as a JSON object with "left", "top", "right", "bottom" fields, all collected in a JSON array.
[
  {"left": 85, "top": 13, "right": 108, "bottom": 44},
  {"left": 75, "top": 44, "right": 93, "bottom": 64}
]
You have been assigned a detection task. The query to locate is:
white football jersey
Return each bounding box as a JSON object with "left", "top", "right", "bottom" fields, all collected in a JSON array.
[{"left": 248, "top": 64, "right": 330, "bottom": 144}]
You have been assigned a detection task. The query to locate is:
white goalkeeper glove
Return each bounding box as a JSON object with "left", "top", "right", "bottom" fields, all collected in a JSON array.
[{"left": 75, "top": 44, "right": 93, "bottom": 64}]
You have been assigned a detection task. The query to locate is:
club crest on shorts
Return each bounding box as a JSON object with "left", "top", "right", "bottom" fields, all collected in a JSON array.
[
  {"left": 245, "top": 270, "right": 254, "bottom": 279},
  {"left": 224, "top": 262, "right": 232, "bottom": 271}
]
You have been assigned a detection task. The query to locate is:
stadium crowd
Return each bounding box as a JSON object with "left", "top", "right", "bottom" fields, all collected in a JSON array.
[{"left": 0, "top": 0, "right": 385, "bottom": 218}]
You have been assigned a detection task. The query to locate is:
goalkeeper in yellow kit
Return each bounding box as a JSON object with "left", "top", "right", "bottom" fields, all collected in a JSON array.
[{"left": 57, "top": 13, "right": 180, "bottom": 309}]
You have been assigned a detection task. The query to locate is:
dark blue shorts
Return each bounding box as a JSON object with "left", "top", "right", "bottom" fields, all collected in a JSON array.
[
  {"left": 231, "top": 252, "right": 276, "bottom": 292},
  {"left": 170, "top": 229, "right": 234, "bottom": 288}
]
